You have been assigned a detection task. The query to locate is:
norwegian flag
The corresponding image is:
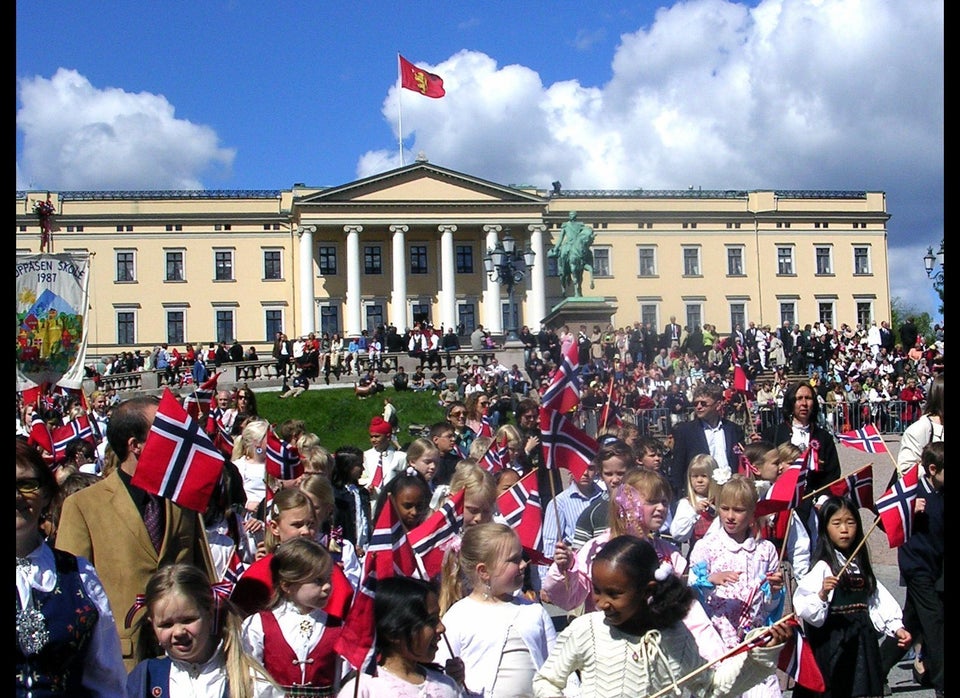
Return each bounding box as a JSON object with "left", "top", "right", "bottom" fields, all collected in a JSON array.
[
  {"left": 540, "top": 339, "right": 581, "bottom": 414},
  {"left": 496, "top": 470, "right": 552, "bottom": 566},
  {"left": 51, "top": 414, "right": 97, "bottom": 461},
  {"left": 480, "top": 438, "right": 510, "bottom": 474},
  {"left": 478, "top": 413, "right": 494, "bottom": 438},
  {"left": 262, "top": 483, "right": 275, "bottom": 522},
  {"left": 733, "top": 362, "right": 751, "bottom": 394},
  {"left": 184, "top": 372, "right": 221, "bottom": 420},
  {"left": 799, "top": 440, "right": 820, "bottom": 473},
  {"left": 754, "top": 464, "right": 807, "bottom": 517},
  {"left": 206, "top": 412, "right": 234, "bottom": 458},
  {"left": 407, "top": 489, "right": 465, "bottom": 578},
  {"left": 777, "top": 618, "right": 826, "bottom": 692},
  {"left": 334, "top": 500, "right": 419, "bottom": 672},
  {"left": 222, "top": 548, "right": 247, "bottom": 589},
  {"left": 828, "top": 465, "right": 875, "bottom": 511},
  {"left": 733, "top": 442, "right": 759, "bottom": 479},
  {"left": 265, "top": 428, "right": 302, "bottom": 480},
  {"left": 132, "top": 388, "right": 226, "bottom": 513},
  {"left": 539, "top": 407, "right": 597, "bottom": 481},
  {"left": 28, "top": 420, "right": 54, "bottom": 455},
  {"left": 837, "top": 424, "right": 888, "bottom": 453},
  {"left": 875, "top": 464, "right": 920, "bottom": 547}
]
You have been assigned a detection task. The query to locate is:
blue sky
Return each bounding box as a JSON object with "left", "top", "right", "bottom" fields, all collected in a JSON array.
[{"left": 16, "top": 0, "right": 943, "bottom": 322}]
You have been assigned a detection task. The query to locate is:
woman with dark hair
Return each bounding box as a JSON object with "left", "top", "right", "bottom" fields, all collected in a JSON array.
[
  {"left": 16, "top": 440, "right": 127, "bottom": 696},
  {"left": 762, "top": 381, "right": 841, "bottom": 538}
]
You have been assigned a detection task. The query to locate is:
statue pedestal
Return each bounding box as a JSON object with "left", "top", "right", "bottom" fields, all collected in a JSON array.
[{"left": 542, "top": 297, "right": 618, "bottom": 330}]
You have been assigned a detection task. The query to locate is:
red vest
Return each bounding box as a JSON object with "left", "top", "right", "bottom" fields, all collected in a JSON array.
[{"left": 259, "top": 610, "right": 341, "bottom": 690}]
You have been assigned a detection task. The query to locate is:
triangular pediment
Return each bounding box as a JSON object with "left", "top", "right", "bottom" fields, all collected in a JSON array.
[{"left": 296, "top": 162, "right": 546, "bottom": 206}]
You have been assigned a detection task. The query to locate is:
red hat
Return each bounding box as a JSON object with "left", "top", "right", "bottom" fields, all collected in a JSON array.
[{"left": 369, "top": 416, "right": 392, "bottom": 435}]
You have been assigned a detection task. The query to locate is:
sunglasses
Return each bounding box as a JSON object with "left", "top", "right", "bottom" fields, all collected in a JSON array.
[
  {"left": 693, "top": 400, "right": 715, "bottom": 407},
  {"left": 16, "top": 478, "right": 42, "bottom": 494},
  {"left": 449, "top": 411, "right": 465, "bottom": 417}
]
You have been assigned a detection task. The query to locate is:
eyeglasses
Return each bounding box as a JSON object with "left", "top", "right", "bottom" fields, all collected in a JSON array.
[
  {"left": 16, "top": 478, "right": 41, "bottom": 494},
  {"left": 693, "top": 400, "right": 715, "bottom": 407},
  {"left": 449, "top": 411, "right": 465, "bottom": 418}
]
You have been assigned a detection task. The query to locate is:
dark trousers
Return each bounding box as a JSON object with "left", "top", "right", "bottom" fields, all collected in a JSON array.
[{"left": 880, "top": 573, "right": 943, "bottom": 691}]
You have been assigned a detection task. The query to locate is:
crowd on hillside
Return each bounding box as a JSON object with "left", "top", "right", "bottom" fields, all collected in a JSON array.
[{"left": 17, "top": 312, "right": 943, "bottom": 697}]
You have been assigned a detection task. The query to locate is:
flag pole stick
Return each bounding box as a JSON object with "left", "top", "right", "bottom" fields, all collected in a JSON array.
[
  {"left": 600, "top": 376, "right": 614, "bottom": 431},
  {"left": 397, "top": 53, "right": 404, "bottom": 166},
  {"left": 800, "top": 463, "right": 873, "bottom": 501},
  {"left": 835, "top": 515, "right": 884, "bottom": 579},
  {"left": 647, "top": 613, "right": 796, "bottom": 698},
  {"left": 778, "top": 512, "right": 791, "bottom": 562}
]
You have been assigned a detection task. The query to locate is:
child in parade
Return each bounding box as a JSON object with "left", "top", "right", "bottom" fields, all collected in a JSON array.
[
  {"left": 300, "top": 473, "right": 362, "bottom": 591},
  {"left": 126, "top": 563, "right": 281, "bottom": 698},
  {"left": 793, "top": 495, "right": 911, "bottom": 698},
  {"left": 241, "top": 537, "right": 346, "bottom": 695},
  {"left": 669, "top": 453, "right": 721, "bottom": 558},
  {"left": 372, "top": 468, "right": 433, "bottom": 532},
  {"left": 533, "top": 535, "right": 791, "bottom": 697}
]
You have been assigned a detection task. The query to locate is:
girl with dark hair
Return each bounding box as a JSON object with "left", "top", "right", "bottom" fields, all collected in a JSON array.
[
  {"left": 371, "top": 468, "right": 432, "bottom": 531},
  {"left": 533, "top": 535, "right": 790, "bottom": 697},
  {"left": 338, "top": 577, "right": 466, "bottom": 696},
  {"left": 793, "top": 496, "right": 910, "bottom": 698}
]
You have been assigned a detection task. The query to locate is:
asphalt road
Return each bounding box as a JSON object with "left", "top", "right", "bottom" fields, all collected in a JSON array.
[{"left": 783, "top": 433, "right": 936, "bottom": 697}]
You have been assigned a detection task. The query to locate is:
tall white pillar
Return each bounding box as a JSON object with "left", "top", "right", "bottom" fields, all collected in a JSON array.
[
  {"left": 482, "top": 225, "right": 503, "bottom": 333},
  {"left": 390, "top": 224, "right": 409, "bottom": 330},
  {"left": 297, "top": 225, "right": 317, "bottom": 335},
  {"left": 527, "top": 224, "right": 548, "bottom": 329},
  {"left": 345, "top": 225, "right": 362, "bottom": 336},
  {"left": 438, "top": 225, "right": 457, "bottom": 331}
]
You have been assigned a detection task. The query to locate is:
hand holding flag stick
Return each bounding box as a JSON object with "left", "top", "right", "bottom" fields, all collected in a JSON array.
[{"left": 647, "top": 614, "right": 797, "bottom": 698}]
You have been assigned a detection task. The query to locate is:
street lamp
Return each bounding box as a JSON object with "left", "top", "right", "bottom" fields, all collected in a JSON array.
[
  {"left": 923, "top": 240, "right": 944, "bottom": 284},
  {"left": 483, "top": 228, "right": 535, "bottom": 342}
]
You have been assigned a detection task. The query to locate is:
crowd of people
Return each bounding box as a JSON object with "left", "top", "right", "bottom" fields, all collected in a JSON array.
[{"left": 16, "top": 311, "right": 943, "bottom": 697}]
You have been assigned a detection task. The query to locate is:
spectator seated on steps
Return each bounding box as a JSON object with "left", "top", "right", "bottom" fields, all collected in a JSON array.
[{"left": 279, "top": 369, "right": 310, "bottom": 399}]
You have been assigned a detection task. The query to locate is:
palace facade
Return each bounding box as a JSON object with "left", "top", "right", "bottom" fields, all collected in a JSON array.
[{"left": 16, "top": 161, "right": 891, "bottom": 357}]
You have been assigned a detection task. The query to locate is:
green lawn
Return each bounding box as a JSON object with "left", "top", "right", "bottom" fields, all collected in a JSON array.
[{"left": 255, "top": 386, "right": 447, "bottom": 451}]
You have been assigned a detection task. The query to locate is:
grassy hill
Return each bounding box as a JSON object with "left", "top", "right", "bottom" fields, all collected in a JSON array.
[{"left": 255, "top": 386, "right": 447, "bottom": 451}]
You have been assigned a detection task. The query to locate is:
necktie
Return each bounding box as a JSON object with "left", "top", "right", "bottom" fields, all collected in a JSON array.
[
  {"left": 371, "top": 451, "right": 384, "bottom": 489},
  {"left": 144, "top": 494, "right": 163, "bottom": 553}
]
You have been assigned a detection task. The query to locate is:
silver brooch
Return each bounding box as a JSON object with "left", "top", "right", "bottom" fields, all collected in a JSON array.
[{"left": 17, "top": 604, "right": 49, "bottom": 656}]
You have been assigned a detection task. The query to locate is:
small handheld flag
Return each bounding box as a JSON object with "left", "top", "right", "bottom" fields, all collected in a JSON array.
[{"left": 837, "top": 424, "right": 887, "bottom": 453}]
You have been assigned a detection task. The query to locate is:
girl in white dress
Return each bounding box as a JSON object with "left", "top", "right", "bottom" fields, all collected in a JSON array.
[{"left": 436, "top": 523, "right": 557, "bottom": 697}]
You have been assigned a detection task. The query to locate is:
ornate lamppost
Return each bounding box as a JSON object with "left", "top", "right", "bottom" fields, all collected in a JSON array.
[
  {"left": 483, "top": 228, "right": 535, "bottom": 343},
  {"left": 923, "top": 240, "right": 944, "bottom": 313}
]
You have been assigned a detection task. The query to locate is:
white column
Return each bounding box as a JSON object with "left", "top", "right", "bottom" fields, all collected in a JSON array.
[
  {"left": 482, "top": 225, "right": 503, "bottom": 332},
  {"left": 438, "top": 225, "right": 457, "bottom": 330},
  {"left": 390, "top": 224, "right": 409, "bottom": 330},
  {"left": 527, "top": 223, "right": 548, "bottom": 329},
  {"left": 345, "top": 225, "right": 362, "bottom": 336},
  {"left": 297, "top": 225, "right": 317, "bottom": 335}
]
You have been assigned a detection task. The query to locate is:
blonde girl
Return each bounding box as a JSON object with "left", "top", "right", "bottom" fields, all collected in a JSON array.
[
  {"left": 669, "top": 453, "right": 721, "bottom": 555},
  {"left": 241, "top": 538, "right": 345, "bottom": 695},
  {"left": 300, "top": 474, "right": 361, "bottom": 590},
  {"left": 127, "top": 563, "right": 281, "bottom": 698},
  {"left": 232, "top": 418, "right": 270, "bottom": 514},
  {"left": 448, "top": 460, "right": 497, "bottom": 527},
  {"left": 494, "top": 424, "right": 524, "bottom": 471},
  {"left": 436, "top": 523, "right": 557, "bottom": 696},
  {"left": 687, "top": 475, "right": 785, "bottom": 698}
]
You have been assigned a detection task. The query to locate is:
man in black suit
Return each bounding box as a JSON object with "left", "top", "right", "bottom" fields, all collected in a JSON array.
[
  {"left": 664, "top": 316, "right": 682, "bottom": 349},
  {"left": 899, "top": 316, "right": 919, "bottom": 352},
  {"left": 879, "top": 320, "right": 896, "bottom": 354},
  {"left": 777, "top": 321, "right": 795, "bottom": 369},
  {"left": 669, "top": 382, "right": 744, "bottom": 498}
]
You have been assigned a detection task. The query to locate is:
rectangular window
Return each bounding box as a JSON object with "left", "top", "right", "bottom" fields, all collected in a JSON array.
[
  {"left": 318, "top": 246, "right": 337, "bottom": 276},
  {"left": 593, "top": 247, "right": 611, "bottom": 277},
  {"left": 818, "top": 302, "right": 835, "bottom": 327},
  {"left": 815, "top": 246, "right": 833, "bottom": 275},
  {"left": 640, "top": 304, "right": 658, "bottom": 327},
  {"left": 319, "top": 306, "right": 339, "bottom": 337},
  {"left": 410, "top": 245, "right": 428, "bottom": 274},
  {"left": 685, "top": 304, "right": 702, "bottom": 331},
  {"left": 455, "top": 245, "right": 474, "bottom": 274},
  {"left": 856, "top": 302, "right": 872, "bottom": 328},
  {"left": 727, "top": 247, "right": 744, "bottom": 276},
  {"left": 780, "top": 302, "right": 796, "bottom": 327},
  {"left": 412, "top": 303, "right": 431, "bottom": 325},
  {"left": 364, "top": 246, "right": 383, "bottom": 275},
  {"left": 214, "top": 250, "right": 234, "bottom": 281},
  {"left": 729, "top": 303, "right": 746, "bottom": 331},
  {"left": 365, "top": 304, "right": 384, "bottom": 332},
  {"left": 777, "top": 246, "right": 794, "bottom": 275},
  {"left": 263, "top": 250, "right": 282, "bottom": 280},
  {"left": 265, "top": 309, "right": 283, "bottom": 341},
  {"left": 683, "top": 247, "right": 700, "bottom": 276},
  {"left": 166, "top": 310, "right": 185, "bottom": 344},
  {"left": 116, "top": 251, "right": 135, "bottom": 282},
  {"left": 457, "top": 303, "right": 476, "bottom": 335},
  {"left": 215, "top": 310, "right": 235, "bottom": 343},
  {"left": 638, "top": 247, "right": 656, "bottom": 277},
  {"left": 165, "top": 251, "right": 184, "bottom": 282},
  {"left": 854, "top": 246, "right": 871, "bottom": 274},
  {"left": 117, "top": 311, "right": 135, "bottom": 345}
]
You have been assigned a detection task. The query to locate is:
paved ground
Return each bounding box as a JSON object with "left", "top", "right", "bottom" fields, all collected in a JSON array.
[{"left": 783, "top": 433, "right": 936, "bottom": 697}]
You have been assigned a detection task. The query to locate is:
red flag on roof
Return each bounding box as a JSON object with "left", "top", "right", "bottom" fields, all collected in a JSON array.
[{"left": 399, "top": 54, "right": 445, "bottom": 98}]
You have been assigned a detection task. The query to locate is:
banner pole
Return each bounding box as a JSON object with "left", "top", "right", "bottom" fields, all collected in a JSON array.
[{"left": 397, "top": 53, "right": 404, "bottom": 166}]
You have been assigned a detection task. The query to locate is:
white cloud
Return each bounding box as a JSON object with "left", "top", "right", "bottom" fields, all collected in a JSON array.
[{"left": 16, "top": 68, "right": 235, "bottom": 191}]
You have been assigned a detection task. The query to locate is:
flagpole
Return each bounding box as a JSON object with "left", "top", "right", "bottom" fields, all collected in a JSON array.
[
  {"left": 397, "top": 53, "right": 404, "bottom": 166},
  {"left": 600, "top": 376, "right": 614, "bottom": 430},
  {"left": 835, "top": 515, "right": 883, "bottom": 579},
  {"left": 647, "top": 613, "right": 796, "bottom": 698},
  {"left": 800, "top": 463, "right": 873, "bottom": 501}
]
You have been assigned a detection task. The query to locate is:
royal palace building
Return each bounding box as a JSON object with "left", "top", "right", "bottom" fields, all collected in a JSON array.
[{"left": 16, "top": 161, "right": 891, "bottom": 357}]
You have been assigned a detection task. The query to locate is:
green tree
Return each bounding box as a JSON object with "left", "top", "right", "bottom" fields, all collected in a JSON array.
[{"left": 890, "top": 297, "right": 935, "bottom": 344}]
